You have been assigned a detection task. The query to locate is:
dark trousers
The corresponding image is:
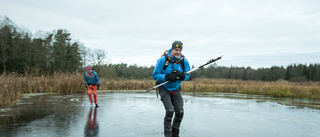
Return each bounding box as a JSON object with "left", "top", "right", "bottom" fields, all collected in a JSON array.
[{"left": 159, "top": 86, "right": 184, "bottom": 137}]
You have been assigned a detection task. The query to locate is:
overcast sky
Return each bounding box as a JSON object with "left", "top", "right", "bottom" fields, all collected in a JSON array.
[{"left": 1, "top": 0, "right": 319, "bottom": 69}]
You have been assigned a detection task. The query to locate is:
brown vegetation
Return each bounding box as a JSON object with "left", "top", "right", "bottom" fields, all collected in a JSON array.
[
  {"left": 1, "top": 73, "right": 320, "bottom": 107},
  {"left": 0, "top": 73, "right": 83, "bottom": 107},
  {"left": 182, "top": 78, "right": 320, "bottom": 99}
]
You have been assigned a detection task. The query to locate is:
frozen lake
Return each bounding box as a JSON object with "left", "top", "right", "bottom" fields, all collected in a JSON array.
[{"left": 0, "top": 90, "right": 319, "bottom": 137}]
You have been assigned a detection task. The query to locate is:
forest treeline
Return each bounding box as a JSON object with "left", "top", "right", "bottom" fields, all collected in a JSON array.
[
  {"left": 95, "top": 63, "right": 320, "bottom": 82},
  {"left": 1, "top": 16, "right": 320, "bottom": 82},
  {"left": 0, "top": 16, "right": 107, "bottom": 75}
]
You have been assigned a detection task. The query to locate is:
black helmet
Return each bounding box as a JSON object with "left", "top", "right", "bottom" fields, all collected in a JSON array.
[{"left": 172, "top": 40, "right": 183, "bottom": 50}]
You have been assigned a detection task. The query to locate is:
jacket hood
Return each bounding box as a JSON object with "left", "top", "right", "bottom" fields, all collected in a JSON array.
[
  {"left": 91, "top": 70, "right": 97, "bottom": 74},
  {"left": 87, "top": 70, "right": 97, "bottom": 74}
]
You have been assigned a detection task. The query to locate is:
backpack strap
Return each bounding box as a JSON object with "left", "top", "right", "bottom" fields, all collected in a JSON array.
[{"left": 180, "top": 56, "right": 185, "bottom": 70}]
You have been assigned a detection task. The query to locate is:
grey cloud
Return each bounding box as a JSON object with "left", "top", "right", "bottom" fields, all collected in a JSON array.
[{"left": 1, "top": 0, "right": 319, "bottom": 68}]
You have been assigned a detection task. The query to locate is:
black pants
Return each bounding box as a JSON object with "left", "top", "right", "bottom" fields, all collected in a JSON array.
[{"left": 159, "top": 86, "right": 184, "bottom": 137}]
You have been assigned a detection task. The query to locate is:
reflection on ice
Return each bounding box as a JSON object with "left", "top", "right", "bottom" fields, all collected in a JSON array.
[{"left": 85, "top": 107, "right": 99, "bottom": 137}]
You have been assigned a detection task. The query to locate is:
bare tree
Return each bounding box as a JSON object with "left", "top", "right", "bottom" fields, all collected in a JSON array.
[
  {"left": 94, "top": 48, "right": 107, "bottom": 65},
  {"left": 88, "top": 48, "right": 107, "bottom": 66}
]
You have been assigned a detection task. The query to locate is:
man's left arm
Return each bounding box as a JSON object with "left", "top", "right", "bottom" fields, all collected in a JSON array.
[
  {"left": 183, "top": 58, "right": 191, "bottom": 81},
  {"left": 96, "top": 74, "right": 100, "bottom": 85},
  {"left": 95, "top": 73, "right": 100, "bottom": 89}
]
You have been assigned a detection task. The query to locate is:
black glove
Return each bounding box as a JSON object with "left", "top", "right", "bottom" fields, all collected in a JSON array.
[
  {"left": 165, "top": 73, "right": 177, "bottom": 82},
  {"left": 97, "top": 85, "right": 100, "bottom": 90},
  {"left": 172, "top": 70, "right": 186, "bottom": 80}
]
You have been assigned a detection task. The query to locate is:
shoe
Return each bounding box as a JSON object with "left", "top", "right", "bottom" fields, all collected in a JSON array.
[
  {"left": 90, "top": 102, "right": 93, "bottom": 105},
  {"left": 95, "top": 103, "right": 99, "bottom": 107}
]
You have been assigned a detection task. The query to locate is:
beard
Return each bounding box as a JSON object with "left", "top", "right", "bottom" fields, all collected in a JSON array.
[{"left": 174, "top": 54, "right": 181, "bottom": 59}]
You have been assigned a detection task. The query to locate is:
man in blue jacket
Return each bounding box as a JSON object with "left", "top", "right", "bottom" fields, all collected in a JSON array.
[
  {"left": 152, "top": 40, "right": 191, "bottom": 137},
  {"left": 84, "top": 66, "right": 100, "bottom": 107}
]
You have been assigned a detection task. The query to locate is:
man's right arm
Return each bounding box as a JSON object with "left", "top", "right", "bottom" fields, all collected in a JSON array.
[
  {"left": 84, "top": 73, "right": 87, "bottom": 87},
  {"left": 152, "top": 57, "right": 166, "bottom": 83}
]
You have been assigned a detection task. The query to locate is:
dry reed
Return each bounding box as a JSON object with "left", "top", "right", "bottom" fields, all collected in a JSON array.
[
  {"left": 182, "top": 78, "right": 320, "bottom": 99},
  {"left": 0, "top": 73, "right": 84, "bottom": 107},
  {"left": 1, "top": 74, "right": 320, "bottom": 107}
]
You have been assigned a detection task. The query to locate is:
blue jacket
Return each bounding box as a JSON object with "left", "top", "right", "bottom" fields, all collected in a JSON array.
[
  {"left": 84, "top": 70, "right": 100, "bottom": 85},
  {"left": 152, "top": 49, "right": 191, "bottom": 91}
]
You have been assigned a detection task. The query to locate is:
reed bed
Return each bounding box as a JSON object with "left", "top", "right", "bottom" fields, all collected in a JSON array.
[
  {"left": 0, "top": 73, "right": 84, "bottom": 107},
  {"left": 182, "top": 78, "right": 320, "bottom": 99},
  {"left": 1, "top": 73, "right": 320, "bottom": 107},
  {"left": 0, "top": 74, "right": 23, "bottom": 107},
  {"left": 101, "top": 79, "right": 154, "bottom": 90},
  {"left": 0, "top": 73, "right": 155, "bottom": 107}
]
